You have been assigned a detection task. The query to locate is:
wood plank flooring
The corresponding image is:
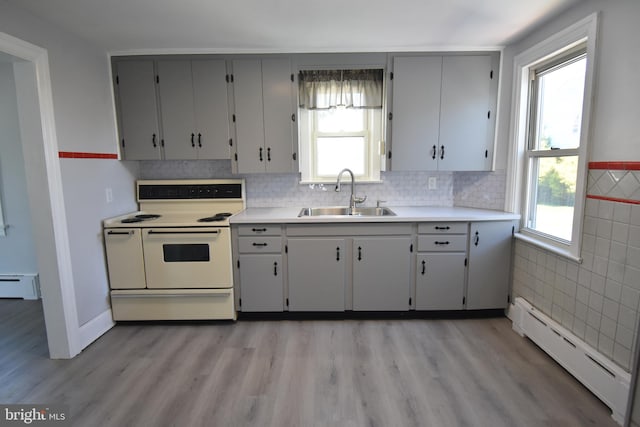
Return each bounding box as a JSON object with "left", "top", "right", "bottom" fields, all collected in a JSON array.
[{"left": 0, "top": 299, "right": 618, "bottom": 426}]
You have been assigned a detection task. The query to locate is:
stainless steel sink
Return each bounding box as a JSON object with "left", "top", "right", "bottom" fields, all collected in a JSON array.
[{"left": 298, "top": 206, "right": 396, "bottom": 217}]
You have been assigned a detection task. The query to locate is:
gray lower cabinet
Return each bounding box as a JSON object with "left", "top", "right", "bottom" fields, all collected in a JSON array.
[
  {"left": 236, "top": 225, "right": 284, "bottom": 312},
  {"left": 287, "top": 238, "right": 346, "bottom": 311},
  {"left": 238, "top": 254, "right": 284, "bottom": 311},
  {"left": 467, "top": 220, "right": 516, "bottom": 309},
  {"left": 352, "top": 237, "right": 412, "bottom": 311},
  {"left": 416, "top": 253, "right": 466, "bottom": 310}
]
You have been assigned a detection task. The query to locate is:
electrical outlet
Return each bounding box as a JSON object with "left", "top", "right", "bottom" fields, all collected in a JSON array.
[
  {"left": 105, "top": 187, "right": 113, "bottom": 203},
  {"left": 428, "top": 177, "right": 437, "bottom": 190}
]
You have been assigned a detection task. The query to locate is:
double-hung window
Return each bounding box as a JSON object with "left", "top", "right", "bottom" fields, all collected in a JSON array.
[
  {"left": 525, "top": 47, "right": 586, "bottom": 242},
  {"left": 509, "top": 14, "right": 598, "bottom": 261},
  {"left": 298, "top": 69, "right": 384, "bottom": 183}
]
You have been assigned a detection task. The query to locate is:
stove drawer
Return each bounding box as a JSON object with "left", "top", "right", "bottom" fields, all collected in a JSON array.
[{"left": 110, "top": 289, "right": 236, "bottom": 320}]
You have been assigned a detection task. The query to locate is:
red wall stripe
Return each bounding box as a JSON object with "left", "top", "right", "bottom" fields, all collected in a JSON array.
[
  {"left": 589, "top": 161, "right": 640, "bottom": 171},
  {"left": 586, "top": 194, "right": 640, "bottom": 205},
  {"left": 58, "top": 151, "right": 118, "bottom": 160}
]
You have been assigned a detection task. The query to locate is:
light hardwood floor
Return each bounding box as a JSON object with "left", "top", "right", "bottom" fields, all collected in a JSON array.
[{"left": 0, "top": 299, "right": 618, "bottom": 427}]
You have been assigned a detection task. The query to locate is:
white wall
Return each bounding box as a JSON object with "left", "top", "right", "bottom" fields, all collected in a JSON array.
[
  {"left": 0, "top": 61, "right": 37, "bottom": 274},
  {"left": 505, "top": 0, "right": 640, "bottom": 369},
  {"left": 502, "top": 0, "right": 640, "bottom": 163},
  {"left": 0, "top": 1, "right": 139, "bottom": 326}
]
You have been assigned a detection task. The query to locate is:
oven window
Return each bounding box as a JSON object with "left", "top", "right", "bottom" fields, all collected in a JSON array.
[{"left": 163, "top": 244, "right": 210, "bottom": 262}]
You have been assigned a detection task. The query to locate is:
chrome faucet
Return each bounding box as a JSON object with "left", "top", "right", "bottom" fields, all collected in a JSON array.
[{"left": 335, "top": 168, "right": 366, "bottom": 214}]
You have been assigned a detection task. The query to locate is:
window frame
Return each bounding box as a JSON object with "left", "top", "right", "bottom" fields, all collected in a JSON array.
[{"left": 506, "top": 13, "right": 599, "bottom": 262}]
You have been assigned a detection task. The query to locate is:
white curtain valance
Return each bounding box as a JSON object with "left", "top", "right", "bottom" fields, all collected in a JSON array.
[{"left": 298, "top": 69, "right": 383, "bottom": 110}]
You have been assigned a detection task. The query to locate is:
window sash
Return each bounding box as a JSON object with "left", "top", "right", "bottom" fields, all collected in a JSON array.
[{"left": 310, "top": 109, "right": 372, "bottom": 179}]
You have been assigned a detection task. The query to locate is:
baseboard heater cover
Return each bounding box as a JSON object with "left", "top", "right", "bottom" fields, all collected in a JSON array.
[
  {"left": 0, "top": 274, "right": 40, "bottom": 299},
  {"left": 509, "top": 297, "right": 630, "bottom": 425}
]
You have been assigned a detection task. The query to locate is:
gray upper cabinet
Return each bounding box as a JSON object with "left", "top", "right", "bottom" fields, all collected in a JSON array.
[
  {"left": 231, "top": 58, "right": 296, "bottom": 173},
  {"left": 390, "top": 53, "right": 497, "bottom": 171},
  {"left": 157, "top": 59, "right": 230, "bottom": 160},
  {"left": 438, "top": 55, "right": 495, "bottom": 171},
  {"left": 114, "top": 60, "right": 162, "bottom": 160},
  {"left": 391, "top": 56, "right": 442, "bottom": 171}
]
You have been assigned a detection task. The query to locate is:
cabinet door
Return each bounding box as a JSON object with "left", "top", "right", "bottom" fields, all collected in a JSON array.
[
  {"left": 416, "top": 253, "right": 466, "bottom": 310},
  {"left": 353, "top": 237, "right": 412, "bottom": 311},
  {"left": 438, "top": 55, "right": 493, "bottom": 171},
  {"left": 192, "top": 60, "right": 230, "bottom": 159},
  {"left": 467, "top": 221, "right": 515, "bottom": 309},
  {"left": 287, "top": 238, "right": 346, "bottom": 311},
  {"left": 104, "top": 229, "right": 146, "bottom": 289},
  {"left": 391, "top": 56, "right": 441, "bottom": 171},
  {"left": 157, "top": 60, "right": 197, "bottom": 160},
  {"left": 239, "top": 254, "right": 283, "bottom": 311},
  {"left": 262, "top": 58, "right": 294, "bottom": 172},
  {"left": 232, "top": 59, "right": 265, "bottom": 173},
  {"left": 115, "top": 61, "right": 162, "bottom": 160}
]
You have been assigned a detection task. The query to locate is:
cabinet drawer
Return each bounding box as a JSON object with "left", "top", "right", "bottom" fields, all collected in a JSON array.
[
  {"left": 418, "top": 222, "right": 467, "bottom": 234},
  {"left": 237, "top": 224, "right": 281, "bottom": 236},
  {"left": 238, "top": 236, "right": 282, "bottom": 253},
  {"left": 418, "top": 234, "right": 467, "bottom": 252}
]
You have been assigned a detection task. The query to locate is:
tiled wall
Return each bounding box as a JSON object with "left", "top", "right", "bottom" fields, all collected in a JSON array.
[
  {"left": 139, "top": 160, "right": 509, "bottom": 210},
  {"left": 512, "top": 164, "right": 640, "bottom": 371},
  {"left": 454, "top": 170, "right": 507, "bottom": 211}
]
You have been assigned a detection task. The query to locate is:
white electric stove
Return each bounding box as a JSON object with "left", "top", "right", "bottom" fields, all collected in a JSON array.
[{"left": 103, "top": 179, "right": 245, "bottom": 321}]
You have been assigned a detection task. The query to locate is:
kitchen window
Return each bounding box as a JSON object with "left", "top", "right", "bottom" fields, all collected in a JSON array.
[
  {"left": 508, "top": 13, "right": 598, "bottom": 261},
  {"left": 298, "top": 69, "right": 384, "bottom": 183}
]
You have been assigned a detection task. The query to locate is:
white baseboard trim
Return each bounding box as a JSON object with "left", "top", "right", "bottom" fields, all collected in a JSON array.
[
  {"left": 509, "top": 297, "right": 630, "bottom": 425},
  {"left": 78, "top": 309, "right": 115, "bottom": 351}
]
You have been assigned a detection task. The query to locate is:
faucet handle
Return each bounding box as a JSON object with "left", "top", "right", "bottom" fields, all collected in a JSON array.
[{"left": 376, "top": 200, "right": 387, "bottom": 208}]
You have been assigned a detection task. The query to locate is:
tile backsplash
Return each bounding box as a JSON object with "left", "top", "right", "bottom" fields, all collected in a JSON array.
[
  {"left": 139, "top": 160, "right": 506, "bottom": 210},
  {"left": 512, "top": 162, "right": 640, "bottom": 372}
]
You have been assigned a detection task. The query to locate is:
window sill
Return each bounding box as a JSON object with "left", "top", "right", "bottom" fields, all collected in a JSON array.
[{"left": 514, "top": 232, "right": 582, "bottom": 263}]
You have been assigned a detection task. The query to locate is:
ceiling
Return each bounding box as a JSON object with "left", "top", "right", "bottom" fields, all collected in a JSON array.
[{"left": 8, "top": 0, "right": 580, "bottom": 53}]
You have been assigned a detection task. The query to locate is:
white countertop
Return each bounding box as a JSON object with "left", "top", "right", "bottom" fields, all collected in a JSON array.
[{"left": 230, "top": 206, "right": 520, "bottom": 224}]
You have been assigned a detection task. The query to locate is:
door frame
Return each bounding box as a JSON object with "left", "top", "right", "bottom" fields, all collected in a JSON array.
[{"left": 0, "top": 32, "right": 79, "bottom": 358}]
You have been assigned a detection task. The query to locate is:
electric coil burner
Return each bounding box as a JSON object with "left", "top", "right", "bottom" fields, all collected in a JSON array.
[{"left": 102, "top": 179, "right": 245, "bottom": 321}]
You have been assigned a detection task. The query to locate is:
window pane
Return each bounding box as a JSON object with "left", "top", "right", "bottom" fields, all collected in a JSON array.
[
  {"left": 534, "top": 57, "right": 586, "bottom": 150},
  {"left": 317, "top": 108, "right": 365, "bottom": 132},
  {"left": 528, "top": 155, "right": 578, "bottom": 241},
  {"left": 316, "top": 137, "right": 365, "bottom": 176}
]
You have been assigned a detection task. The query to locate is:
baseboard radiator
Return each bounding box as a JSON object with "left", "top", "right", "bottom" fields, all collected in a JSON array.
[
  {"left": 509, "top": 297, "right": 630, "bottom": 425},
  {"left": 0, "top": 274, "right": 40, "bottom": 299}
]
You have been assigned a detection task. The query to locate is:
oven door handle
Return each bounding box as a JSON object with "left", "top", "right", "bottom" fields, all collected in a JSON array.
[
  {"left": 147, "top": 230, "right": 220, "bottom": 235},
  {"left": 107, "top": 230, "right": 134, "bottom": 236}
]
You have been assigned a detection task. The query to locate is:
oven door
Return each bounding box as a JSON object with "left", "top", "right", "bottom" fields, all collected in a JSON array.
[{"left": 142, "top": 227, "right": 231, "bottom": 289}]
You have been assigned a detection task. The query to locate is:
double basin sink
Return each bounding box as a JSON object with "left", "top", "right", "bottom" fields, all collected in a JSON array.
[{"left": 298, "top": 206, "right": 396, "bottom": 217}]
